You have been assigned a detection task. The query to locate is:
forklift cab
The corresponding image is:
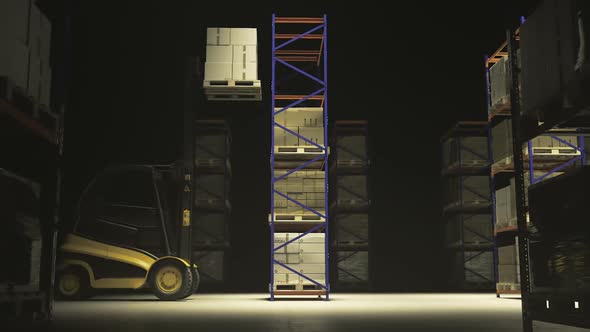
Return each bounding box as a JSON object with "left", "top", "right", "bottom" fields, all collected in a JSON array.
[{"left": 57, "top": 165, "right": 199, "bottom": 300}]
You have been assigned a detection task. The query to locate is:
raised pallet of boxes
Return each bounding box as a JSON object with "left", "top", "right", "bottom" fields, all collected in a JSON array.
[{"left": 203, "top": 28, "right": 261, "bottom": 101}]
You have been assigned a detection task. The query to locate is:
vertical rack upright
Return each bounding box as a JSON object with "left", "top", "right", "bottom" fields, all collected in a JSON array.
[{"left": 270, "top": 15, "right": 329, "bottom": 300}]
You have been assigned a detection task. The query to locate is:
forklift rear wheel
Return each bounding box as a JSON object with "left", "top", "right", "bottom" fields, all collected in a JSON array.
[
  {"left": 56, "top": 267, "right": 90, "bottom": 300},
  {"left": 150, "top": 260, "right": 193, "bottom": 301}
]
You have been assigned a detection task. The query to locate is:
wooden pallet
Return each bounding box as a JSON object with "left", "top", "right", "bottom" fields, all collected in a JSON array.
[
  {"left": 275, "top": 146, "right": 326, "bottom": 155},
  {"left": 270, "top": 214, "right": 326, "bottom": 223},
  {"left": 492, "top": 154, "right": 577, "bottom": 175},
  {"left": 273, "top": 283, "right": 325, "bottom": 291},
  {"left": 497, "top": 282, "right": 521, "bottom": 293},
  {"left": 488, "top": 99, "right": 512, "bottom": 120},
  {"left": 204, "top": 80, "right": 262, "bottom": 101}
]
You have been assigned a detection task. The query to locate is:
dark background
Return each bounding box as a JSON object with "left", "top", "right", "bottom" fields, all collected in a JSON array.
[{"left": 47, "top": 0, "right": 542, "bottom": 292}]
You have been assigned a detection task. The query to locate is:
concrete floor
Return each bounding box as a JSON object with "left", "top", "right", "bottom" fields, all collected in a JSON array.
[{"left": 34, "top": 294, "right": 589, "bottom": 331}]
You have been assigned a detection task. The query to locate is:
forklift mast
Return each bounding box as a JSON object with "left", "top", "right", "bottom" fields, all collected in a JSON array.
[{"left": 178, "top": 57, "right": 199, "bottom": 262}]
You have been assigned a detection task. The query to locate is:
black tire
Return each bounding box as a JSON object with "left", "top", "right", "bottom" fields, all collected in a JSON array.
[
  {"left": 191, "top": 267, "right": 200, "bottom": 293},
  {"left": 55, "top": 267, "right": 91, "bottom": 300},
  {"left": 150, "top": 259, "right": 193, "bottom": 301},
  {"left": 179, "top": 266, "right": 200, "bottom": 299}
]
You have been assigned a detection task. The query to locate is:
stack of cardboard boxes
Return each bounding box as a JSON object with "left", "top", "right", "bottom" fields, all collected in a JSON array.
[{"left": 0, "top": 0, "right": 51, "bottom": 110}]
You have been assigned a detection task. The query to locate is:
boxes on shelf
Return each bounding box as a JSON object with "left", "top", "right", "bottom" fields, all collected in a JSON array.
[
  {"left": 498, "top": 242, "right": 521, "bottom": 286},
  {"left": 442, "top": 136, "right": 489, "bottom": 169},
  {"left": 520, "top": 0, "right": 589, "bottom": 116},
  {"left": 273, "top": 233, "right": 326, "bottom": 286},
  {"left": 333, "top": 213, "right": 368, "bottom": 244},
  {"left": 489, "top": 56, "right": 511, "bottom": 108}
]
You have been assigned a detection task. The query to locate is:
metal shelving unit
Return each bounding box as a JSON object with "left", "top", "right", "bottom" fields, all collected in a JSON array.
[
  {"left": 330, "top": 120, "right": 370, "bottom": 291},
  {"left": 485, "top": 19, "right": 587, "bottom": 300},
  {"left": 270, "top": 15, "right": 329, "bottom": 300},
  {"left": 486, "top": 2, "right": 590, "bottom": 328},
  {"left": 0, "top": 83, "right": 63, "bottom": 321},
  {"left": 441, "top": 122, "right": 495, "bottom": 291},
  {"left": 191, "top": 119, "right": 231, "bottom": 286}
]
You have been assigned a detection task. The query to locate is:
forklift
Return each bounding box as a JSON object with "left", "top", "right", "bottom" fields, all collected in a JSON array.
[
  {"left": 56, "top": 58, "right": 201, "bottom": 301},
  {"left": 56, "top": 165, "right": 199, "bottom": 301}
]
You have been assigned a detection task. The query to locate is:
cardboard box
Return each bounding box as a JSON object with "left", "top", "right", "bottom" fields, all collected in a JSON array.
[
  {"left": 207, "top": 28, "right": 230, "bottom": 45},
  {"left": 0, "top": 0, "right": 30, "bottom": 44},
  {"left": 498, "top": 245, "right": 518, "bottom": 265},
  {"left": 288, "top": 233, "right": 324, "bottom": 243},
  {"left": 206, "top": 45, "right": 233, "bottom": 63},
  {"left": 232, "top": 45, "right": 257, "bottom": 63},
  {"left": 299, "top": 273, "right": 325, "bottom": 285},
  {"left": 230, "top": 28, "right": 257, "bottom": 45},
  {"left": 274, "top": 263, "right": 299, "bottom": 274},
  {"left": 498, "top": 264, "right": 520, "bottom": 283},
  {"left": 300, "top": 253, "right": 325, "bottom": 264},
  {"left": 0, "top": 40, "right": 30, "bottom": 89},
  {"left": 28, "top": 56, "right": 41, "bottom": 101},
  {"left": 40, "top": 12, "right": 51, "bottom": 63},
  {"left": 298, "top": 127, "right": 324, "bottom": 146},
  {"left": 232, "top": 62, "right": 257, "bottom": 81},
  {"left": 274, "top": 253, "right": 300, "bottom": 264},
  {"left": 204, "top": 62, "right": 232, "bottom": 81},
  {"left": 28, "top": 3, "right": 41, "bottom": 57},
  {"left": 299, "top": 263, "right": 325, "bottom": 274},
  {"left": 300, "top": 242, "right": 324, "bottom": 254},
  {"left": 39, "top": 66, "right": 51, "bottom": 107}
]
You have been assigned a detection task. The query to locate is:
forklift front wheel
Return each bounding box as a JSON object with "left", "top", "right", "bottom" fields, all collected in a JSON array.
[{"left": 150, "top": 259, "right": 193, "bottom": 301}]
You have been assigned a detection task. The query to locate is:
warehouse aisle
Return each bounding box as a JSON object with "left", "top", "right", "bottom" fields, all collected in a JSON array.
[{"left": 41, "top": 294, "right": 588, "bottom": 331}]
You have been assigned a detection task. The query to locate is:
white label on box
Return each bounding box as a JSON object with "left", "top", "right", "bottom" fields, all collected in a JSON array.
[
  {"left": 232, "top": 45, "right": 257, "bottom": 63},
  {"left": 232, "top": 62, "right": 257, "bottom": 81},
  {"left": 230, "top": 28, "right": 257, "bottom": 45},
  {"left": 206, "top": 45, "right": 233, "bottom": 63},
  {"left": 204, "top": 62, "right": 232, "bottom": 81},
  {"left": 207, "top": 28, "right": 230, "bottom": 45}
]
